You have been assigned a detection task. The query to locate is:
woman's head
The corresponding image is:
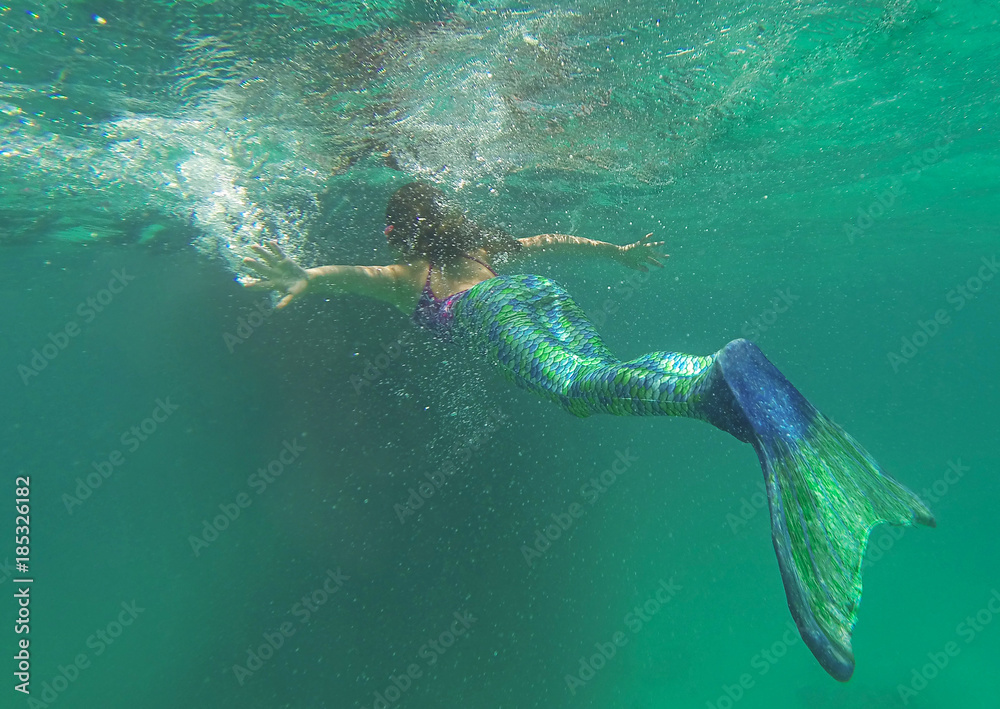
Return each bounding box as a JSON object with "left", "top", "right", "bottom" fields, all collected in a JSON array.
[{"left": 384, "top": 182, "right": 520, "bottom": 261}]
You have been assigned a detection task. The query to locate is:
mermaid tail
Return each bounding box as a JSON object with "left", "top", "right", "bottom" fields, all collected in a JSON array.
[
  {"left": 451, "top": 274, "right": 718, "bottom": 418},
  {"left": 450, "top": 275, "right": 934, "bottom": 680},
  {"left": 710, "top": 339, "right": 935, "bottom": 680}
]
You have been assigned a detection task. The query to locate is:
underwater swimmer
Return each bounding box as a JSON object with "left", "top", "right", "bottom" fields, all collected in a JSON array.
[{"left": 243, "top": 181, "right": 934, "bottom": 681}]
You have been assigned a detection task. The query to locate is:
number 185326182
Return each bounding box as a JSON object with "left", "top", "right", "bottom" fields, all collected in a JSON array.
[{"left": 15, "top": 477, "right": 30, "bottom": 573}]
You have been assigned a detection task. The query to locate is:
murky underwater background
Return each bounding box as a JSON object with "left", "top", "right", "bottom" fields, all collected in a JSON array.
[{"left": 2, "top": 0, "right": 998, "bottom": 707}]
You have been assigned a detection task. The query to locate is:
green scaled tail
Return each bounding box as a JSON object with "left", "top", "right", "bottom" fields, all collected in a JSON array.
[
  {"left": 449, "top": 275, "right": 935, "bottom": 680},
  {"left": 712, "top": 339, "right": 936, "bottom": 681},
  {"left": 757, "top": 414, "right": 935, "bottom": 678}
]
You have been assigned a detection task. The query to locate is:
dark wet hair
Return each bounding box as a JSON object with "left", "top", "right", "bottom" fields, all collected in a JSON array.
[{"left": 384, "top": 182, "right": 521, "bottom": 261}]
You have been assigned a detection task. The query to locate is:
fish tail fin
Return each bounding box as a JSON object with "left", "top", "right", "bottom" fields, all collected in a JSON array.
[{"left": 714, "top": 339, "right": 934, "bottom": 681}]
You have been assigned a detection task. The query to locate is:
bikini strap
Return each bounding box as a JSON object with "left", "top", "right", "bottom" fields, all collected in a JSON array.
[
  {"left": 421, "top": 260, "right": 438, "bottom": 300},
  {"left": 460, "top": 252, "right": 498, "bottom": 277},
  {"left": 423, "top": 254, "right": 495, "bottom": 301}
]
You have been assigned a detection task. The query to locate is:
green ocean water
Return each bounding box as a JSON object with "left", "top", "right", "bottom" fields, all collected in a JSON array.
[{"left": 2, "top": 1, "right": 998, "bottom": 708}]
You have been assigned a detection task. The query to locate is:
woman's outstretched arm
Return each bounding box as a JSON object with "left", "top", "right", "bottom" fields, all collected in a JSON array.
[
  {"left": 512, "top": 232, "right": 668, "bottom": 272},
  {"left": 242, "top": 241, "right": 419, "bottom": 311}
]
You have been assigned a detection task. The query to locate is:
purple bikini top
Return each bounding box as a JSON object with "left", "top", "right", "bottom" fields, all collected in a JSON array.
[{"left": 413, "top": 253, "right": 497, "bottom": 333}]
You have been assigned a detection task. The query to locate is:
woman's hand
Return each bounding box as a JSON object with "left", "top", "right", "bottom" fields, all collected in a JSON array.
[
  {"left": 615, "top": 233, "right": 668, "bottom": 272},
  {"left": 242, "top": 241, "right": 310, "bottom": 309}
]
